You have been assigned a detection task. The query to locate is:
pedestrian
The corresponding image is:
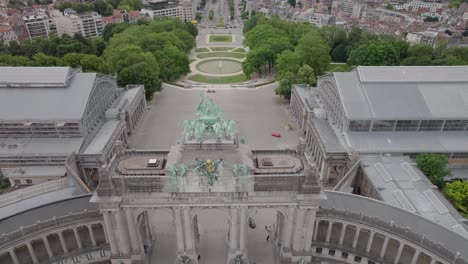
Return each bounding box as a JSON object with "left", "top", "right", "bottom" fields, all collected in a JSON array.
[
  {"left": 198, "top": 255, "right": 201, "bottom": 261},
  {"left": 266, "top": 235, "right": 270, "bottom": 242}
]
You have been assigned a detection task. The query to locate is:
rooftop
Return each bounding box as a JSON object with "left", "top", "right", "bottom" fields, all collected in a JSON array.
[
  {"left": 344, "top": 131, "right": 468, "bottom": 153},
  {"left": 1, "top": 165, "right": 66, "bottom": 178},
  {"left": 359, "top": 155, "right": 468, "bottom": 237},
  {"left": 0, "top": 67, "right": 99, "bottom": 121},
  {"left": 332, "top": 66, "right": 468, "bottom": 120},
  {"left": 0, "top": 137, "right": 83, "bottom": 156}
]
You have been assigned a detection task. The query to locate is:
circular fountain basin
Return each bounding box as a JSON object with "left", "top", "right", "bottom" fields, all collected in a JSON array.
[{"left": 196, "top": 59, "right": 242, "bottom": 75}]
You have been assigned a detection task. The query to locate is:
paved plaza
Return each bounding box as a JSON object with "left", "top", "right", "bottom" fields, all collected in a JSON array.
[
  {"left": 128, "top": 84, "right": 300, "bottom": 150},
  {"left": 149, "top": 208, "right": 278, "bottom": 264}
]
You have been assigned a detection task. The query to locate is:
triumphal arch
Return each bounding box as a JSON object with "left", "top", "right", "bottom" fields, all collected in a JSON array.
[
  {"left": 90, "top": 92, "right": 466, "bottom": 264},
  {"left": 91, "top": 92, "right": 321, "bottom": 264}
]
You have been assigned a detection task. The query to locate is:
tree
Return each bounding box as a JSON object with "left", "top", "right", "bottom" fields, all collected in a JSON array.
[
  {"left": 424, "top": 16, "right": 439, "bottom": 22},
  {"left": 288, "top": 0, "right": 296, "bottom": 7},
  {"left": 297, "top": 65, "right": 316, "bottom": 86},
  {"left": 295, "top": 31, "right": 331, "bottom": 76},
  {"left": 195, "top": 12, "right": 203, "bottom": 21},
  {"left": 154, "top": 44, "right": 190, "bottom": 81},
  {"left": 276, "top": 50, "right": 300, "bottom": 79},
  {"left": 209, "top": 10, "right": 214, "bottom": 20},
  {"left": 319, "top": 26, "right": 347, "bottom": 51},
  {"left": 385, "top": 3, "right": 393, "bottom": 9},
  {"left": 118, "top": 62, "right": 161, "bottom": 99},
  {"left": 94, "top": 0, "right": 113, "bottom": 16},
  {"left": 275, "top": 71, "right": 297, "bottom": 99},
  {"left": 32, "top": 53, "right": 63, "bottom": 66},
  {"left": 62, "top": 53, "right": 110, "bottom": 73},
  {"left": 0, "top": 54, "right": 33, "bottom": 66},
  {"left": 444, "top": 180, "right": 468, "bottom": 215},
  {"left": 347, "top": 40, "right": 399, "bottom": 66},
  {"left": 416, "top": 153, "right": 451, "bottom": 189},
  {"left": 331, "top": 42, "right": 347, "bottom": 62}
]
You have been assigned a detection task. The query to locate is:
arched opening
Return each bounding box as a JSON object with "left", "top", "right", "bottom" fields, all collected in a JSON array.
[
  {"left": 246, "top": 207, "right": 279, "bottom": 263},
  {"left": 137, "top": 209, "right": 177, "bottom": 263},
  {"left": 195, "top": 207, "right": 230, "bottom": 263}
]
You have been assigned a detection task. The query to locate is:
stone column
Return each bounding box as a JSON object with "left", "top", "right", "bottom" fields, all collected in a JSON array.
[
  {"left": 58, "top": 231, "right": 68, "bottom": 253},
  {"left": 352, "top": 227, "right": 361, "bottom": 248},
  {"left": 430, "top": 258, "right": 437, "bottom": 264},
  {"left": 115, "top": 210, "right": 131, "bottom": 255},
  {"left": 338, "top": 224, "right": 347, "bottom": 245},
  {"left": 42, "top": 236, "right": 54, "bottom": 259},
  {"left": 292, "top": 208, "right": 306, "bottom": 252},
  {"left": 304, "top": 210, "right": 316, "bottom": 251},
  {"left": 175, "top": 207, "right": 185, "bottom": 252},
  {"left": 325, "top": 221, "right": 333, "bottom": 243},
  {"left": 366, "top": 231, "right": 375, "bottom": 253},
  {"left": 183, "top": 207, "right": 194, "bottom": 251},
  {"left": 9, "top": 249, "right": 20, "bottom": 264},
  {"left": 73, "top": 227, "right": 83, "bottom": 249},
  {"left": 87, "top": 225, "right": 97, "bottom": 246},
  {"left": 230, "top": 207, "right": 239, "bottom": 251},
  {"left": 394, "top": 243, "right": 404, "bottom": 264},
  {"left": 380, "top": 236, "right": 389, "bottom": 258},
  {"left": 313, "top": 220, "right": 320, "bottom": 241},
  {"left": 26, "top": 242, "right": 39, "bottom": 264},
  {"left": 125, "top": 208, "right": 141, "bottom": 253},
  {"left": 281, "top": 206, "right": 295, "bottom": 250},
  {"left": 411, "top": 249, "right": 420, "bottom": 264},
  {"left": 239, "top": 206, "right": 247, "bottom": 251},
  {"left": 103, "top": 211, "right": 119, "bottom": 255}
]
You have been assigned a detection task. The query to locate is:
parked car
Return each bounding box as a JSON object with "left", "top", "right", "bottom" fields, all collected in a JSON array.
[
  {"left": 207, "top": 89, "right": 216, "bottom": 93},
  {"left": 272, "top": 133, "right": 281, "bottom": 138}
]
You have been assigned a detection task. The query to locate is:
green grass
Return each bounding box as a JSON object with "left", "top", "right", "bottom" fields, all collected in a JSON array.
[
  {"left": 232, "top": 48, "right": 246, "bottom": 53},
  {"left": 210, "top": 47, "right": 233, "bottom": 51},
  {"left": 195, "top": 48, "right": 210, "bottom": 52},
  {"left": 188, "top": 74, "right": 248, "bottom": 83},
  {"left": 216, "top": 17, "right": 224, "bottom": 27},
  {"left": 209, "top": 35, "right": 233, "bottom": 42},
  {"left": 197, "top": 52, "right": 246, "bottom": 59},
  {"left": 326, "top": 63, "right": 352, "bottom": 72}
]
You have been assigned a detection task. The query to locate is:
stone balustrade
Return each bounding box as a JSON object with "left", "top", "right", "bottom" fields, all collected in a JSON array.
[{"left": 0, "top": 179, "right": 68, "bottom": 208}]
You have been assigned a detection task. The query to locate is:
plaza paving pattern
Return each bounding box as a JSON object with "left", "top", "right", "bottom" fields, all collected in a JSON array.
[{"left": 128, "top": 84, "right": 300, "bottom": 151}]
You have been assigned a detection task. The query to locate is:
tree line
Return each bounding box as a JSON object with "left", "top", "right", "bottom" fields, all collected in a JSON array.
[
  {"left": 56, "top": 0, "right": 142, "bottom": 16},
  {"left": 242, "top": 15, "right": 330, "bottom": 98},
  {"left": 242, "top": 14, "right": 468, "bottom": 98},
  {"left": 0, "top": 18, "right": 197, "bottom": 99}
]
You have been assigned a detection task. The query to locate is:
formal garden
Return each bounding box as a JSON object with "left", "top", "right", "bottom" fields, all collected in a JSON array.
[{"left": 186, "top": 47, "right": 248, "bottom": 84}]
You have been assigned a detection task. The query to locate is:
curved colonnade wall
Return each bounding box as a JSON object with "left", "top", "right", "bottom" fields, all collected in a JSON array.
[
  {"left": 0, "top": 192, "right": 467, "bottom": 264},
  {"left": 0, "top": 195, "right": 109, "bottom": 264},
  {"left": 311, "top": 191, "right": 468, "bottom": 264}
]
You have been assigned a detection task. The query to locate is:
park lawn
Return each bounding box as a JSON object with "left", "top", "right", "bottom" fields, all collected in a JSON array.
[
  {"left": 327, "top": 63, "right": 352, "bottom": 72},
  {"left": 209, "top": 35, "right": 233, "bottom": 42},
  {"left": 232, "top": 48, "right": 246, "bottom": 53},
  {"left": 197, "top": 52, "right": 246, "bottom": 59},
  {"left": 195, "top": 47, "right": 210, "bottom": 52},
  {"left": 210, "top": 47, "right": 233, "bottom": 51},
  {"left": 216, "top": 17, "right": 224, "bottom": 27},
  {"left": 188, "top": 74, "right": 248, "bottom": 84}
]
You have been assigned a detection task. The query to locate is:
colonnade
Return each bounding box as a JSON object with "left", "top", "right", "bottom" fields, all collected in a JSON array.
[
  {"left": 313, "top": 218, "right": 447, "bottom": 264},
  {"left": 1, "top": 223, "right": 106, "bottom": 264}
]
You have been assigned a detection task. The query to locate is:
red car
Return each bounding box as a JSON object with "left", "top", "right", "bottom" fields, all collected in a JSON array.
[{"left": 272, "top": 133, "right": 281, "bottom": 138}]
